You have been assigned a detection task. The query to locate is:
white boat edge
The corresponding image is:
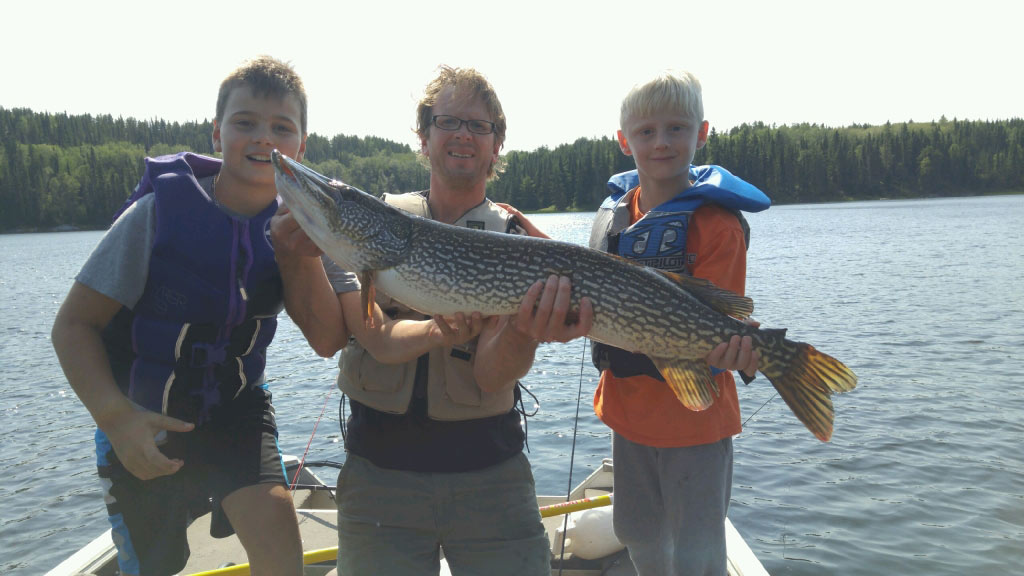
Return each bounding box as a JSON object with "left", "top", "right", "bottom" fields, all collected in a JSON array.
[
  {"left": 45, "top": 456, "right": 770, "bottom": 576},
  {"left": 724, "top": 517, "right": 769, "bottom": 576},
  {"left": 45, "top": 528, "right": 117, "bottom": 576}
]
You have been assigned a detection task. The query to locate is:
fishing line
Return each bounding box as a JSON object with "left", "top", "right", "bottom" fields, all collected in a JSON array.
[
  {"left": 557, "top": 337, "right": 589, "bottom": 574},
  {"left": 742, "top": 391, "right": 777, "bottom": 428},
  {"left": 289, "top": 386, "right": 334, "bottom": 492}
]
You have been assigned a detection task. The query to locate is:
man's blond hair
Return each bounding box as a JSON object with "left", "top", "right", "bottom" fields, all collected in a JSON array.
[{"left": 415, "top": 65, "right": 507, "bottom": 180}]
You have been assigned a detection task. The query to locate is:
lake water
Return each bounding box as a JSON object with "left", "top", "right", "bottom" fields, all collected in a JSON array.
[{"left": 1, "top": 195, "right": 1022, "bottom": 575}]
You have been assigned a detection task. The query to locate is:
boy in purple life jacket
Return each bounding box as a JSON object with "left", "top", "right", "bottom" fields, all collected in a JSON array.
[{"left": 52, "top": 55, "right": 316, "bottom": 576}]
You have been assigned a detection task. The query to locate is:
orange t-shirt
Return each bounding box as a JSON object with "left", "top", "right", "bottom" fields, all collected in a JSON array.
[{"left": 593, "top": 188, "right": 746, "bottom": 448}]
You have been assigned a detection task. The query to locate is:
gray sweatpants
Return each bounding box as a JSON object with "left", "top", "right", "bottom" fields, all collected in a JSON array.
[
  {"left": 612, "top": 433, "right": 734, "bottom": 576},
  {"left": 335, "top": 452, "right": 550, "bottom": 576}
]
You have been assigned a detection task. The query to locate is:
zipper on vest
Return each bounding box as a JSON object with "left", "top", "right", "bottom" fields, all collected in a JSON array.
[
  {"left": 227, "top": 219, "right": 251, "bottom": 330},
  {"left": 236, "top": 236, "right": 249, "bottom": 303}
]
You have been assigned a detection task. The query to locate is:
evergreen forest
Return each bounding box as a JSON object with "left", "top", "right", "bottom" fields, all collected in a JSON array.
[{"left": 1, "top": 106, "right": 1021, "bottom": 232}]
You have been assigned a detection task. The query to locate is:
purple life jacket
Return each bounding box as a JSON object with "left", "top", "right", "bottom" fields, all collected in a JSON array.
[{"left": 103, "top": 152, "right": 282, "bottom": 424}]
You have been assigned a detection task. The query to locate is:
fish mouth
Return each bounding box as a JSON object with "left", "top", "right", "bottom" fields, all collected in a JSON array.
[
  {"left": 271, "top": 150, "right": 339, "bottom": 201},
  {"left": 271, "top": 150, "right": 296, "bottom": 181}
]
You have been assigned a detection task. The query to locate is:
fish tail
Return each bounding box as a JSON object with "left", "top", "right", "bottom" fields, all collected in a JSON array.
[{"left": 756, "top": 332, "right": 858, "bottom": 442}]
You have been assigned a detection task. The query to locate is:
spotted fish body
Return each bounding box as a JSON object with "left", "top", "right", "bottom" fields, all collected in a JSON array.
[{"left": 272, "top": 152, "right": 857, "bottom": 441}]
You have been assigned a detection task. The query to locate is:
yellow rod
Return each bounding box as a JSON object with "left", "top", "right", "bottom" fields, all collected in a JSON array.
[
  {"left": 539, "top": 493, "right": 613, "bottom": 518},
  {"left": 189, "top": 494, "right": 613, "bottom": 575},
  {"left": 188, "top": 547, "right": 338, "bottom": 576}
]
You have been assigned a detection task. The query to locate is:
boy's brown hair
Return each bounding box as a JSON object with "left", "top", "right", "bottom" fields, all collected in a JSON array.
[{"left": 216, "top": 55, "right": 308, "bottom": 134}]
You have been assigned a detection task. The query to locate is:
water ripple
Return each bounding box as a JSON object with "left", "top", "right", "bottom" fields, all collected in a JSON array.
[{"left": 4, "top": 198, "right": 1024, "bottom": 574}]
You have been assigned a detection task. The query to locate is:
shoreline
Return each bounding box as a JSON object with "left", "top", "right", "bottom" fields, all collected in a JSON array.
[
  {"left": 516, "top": 189, "right": 1024, "bottom": 214},
  {"left": 0, "top": 224, "right": 108, "bottom": 235},
  {"left": 3, "top": 190, "right": 1022, "bottom": 233}
]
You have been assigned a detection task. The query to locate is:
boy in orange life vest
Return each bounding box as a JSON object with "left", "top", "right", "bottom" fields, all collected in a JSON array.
[{"left": 589, "top": 71, "right": 762, "bottom": 575}]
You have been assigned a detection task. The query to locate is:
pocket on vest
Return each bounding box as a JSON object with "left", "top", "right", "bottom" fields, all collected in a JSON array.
[
  {"left": 340, "top": 341, "right": 409, "bottom": 393},
  {"left": 440, "top": 346, "right": 483, "bottom": 407}
]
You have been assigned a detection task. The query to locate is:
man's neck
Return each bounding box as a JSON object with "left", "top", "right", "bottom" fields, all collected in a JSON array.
[{"left": 427, "top": 176, "right": 487, "bottom": 224}]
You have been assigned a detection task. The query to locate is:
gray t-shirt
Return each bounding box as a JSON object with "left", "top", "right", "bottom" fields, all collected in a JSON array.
[
  {"left": 76, "top": 191, "right": 158, "bottom": 308},
  {"left": 323, "top": 256, "right": 360, "bottom": 295}
]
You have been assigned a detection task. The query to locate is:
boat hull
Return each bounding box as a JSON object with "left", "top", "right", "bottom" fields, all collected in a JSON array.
[{"left": 47, "top": 458, "right": 768, "bottom": 576}]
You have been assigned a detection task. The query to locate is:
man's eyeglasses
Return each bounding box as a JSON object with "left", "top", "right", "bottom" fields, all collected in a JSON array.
[{"left": 432, "top": 115, "right": 496, "bottom": 135}]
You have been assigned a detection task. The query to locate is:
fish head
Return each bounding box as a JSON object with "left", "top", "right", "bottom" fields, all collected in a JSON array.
[{"left": 272, "top": 150, "right": 410, "bottom": 271}]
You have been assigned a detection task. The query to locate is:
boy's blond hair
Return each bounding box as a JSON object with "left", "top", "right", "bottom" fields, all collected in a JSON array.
[
  {"left": 216, "top": 55, "right": 308, "bottom": 134},
  {"left": 620, "top": 70, "right": 704, "bottom": 130},
  {"left": 415, "top": 65, "right": 507, "bottom": 180}
]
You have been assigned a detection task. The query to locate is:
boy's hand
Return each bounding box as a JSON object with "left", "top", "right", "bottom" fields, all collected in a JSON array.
[
  {"left": 430, "top": 312, "right": 485, "bottom": 348},
  {"left": 105, "top": 407, "right": 194, "bottom": 480},
  {"left": 706, "top": 318, "right": 761, "bottom": 378},
  {"left": 513, "top": 275, "right": 593, "bottom": 343},
  {"left": 496, "top": 202, "right": 550, "bottom": 239},
  {"left": 270, "top": 205, "right": 323, "bottom": 259}
]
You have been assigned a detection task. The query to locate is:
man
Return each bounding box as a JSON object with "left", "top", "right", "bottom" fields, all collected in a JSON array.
[{"left": 271, "top": 65, "right": 592, "bottom": 576}]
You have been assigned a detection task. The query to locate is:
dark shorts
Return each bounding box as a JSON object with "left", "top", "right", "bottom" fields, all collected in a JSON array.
[{"left": 95, "top": 385, "right": 286, "bottom": 576}]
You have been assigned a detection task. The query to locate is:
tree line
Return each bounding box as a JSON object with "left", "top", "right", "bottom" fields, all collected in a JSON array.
[
  {"left": 1, "top": 106, "right": 1021, "bottom": 232},
  {"left": 491, "top": 118, "right": 1024, "bottom": 210}
]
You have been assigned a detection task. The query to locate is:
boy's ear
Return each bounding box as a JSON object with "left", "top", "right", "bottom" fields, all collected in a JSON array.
[
  {"left": 212, "top": 120, "right": 222, "bottom": 153},
  {"left": 616, "top": 130, "right": 632, "bottom": 156},
  {"left": 696, "top": 120, "right": 710, "bottom": 150}
]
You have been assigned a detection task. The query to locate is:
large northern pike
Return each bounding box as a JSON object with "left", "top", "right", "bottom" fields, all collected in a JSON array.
[{"left": 271, "top": 151, "right": 857, "bottom": 441}]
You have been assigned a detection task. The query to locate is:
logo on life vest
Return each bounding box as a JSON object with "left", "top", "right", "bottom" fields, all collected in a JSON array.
[
  {"left": 152, "top": 285, "right": 188, "bottom": 315},
  {"left": 618, "top": 213, "right": 691, "bottom": 273}
]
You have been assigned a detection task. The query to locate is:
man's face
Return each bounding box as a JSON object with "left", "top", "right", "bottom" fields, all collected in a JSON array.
[
  {"left": 213, "top": 85, "right": 306, "bottom": 190},
  {"left": 420, "top": 86, "right": 500, "bottom": 190},
  {"left": 618, "top": 110, "right": 708, "bottom": 188}
]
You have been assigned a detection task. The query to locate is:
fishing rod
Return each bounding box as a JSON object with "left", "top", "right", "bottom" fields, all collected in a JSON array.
[
  {"left": 288, "top": 387, "right": 334, "bottom": 491},
  {"left": 555, "top": 337, "right": 590, "bottom": 576},
  {"left": 742, "top": 392, "right": 778, "bottom": 427},
  {"left": 541, "top": 492, "right": 613, "bottom": 518},
  {"left": 187, "top": 548, "right": 337, "bottom": 576}
]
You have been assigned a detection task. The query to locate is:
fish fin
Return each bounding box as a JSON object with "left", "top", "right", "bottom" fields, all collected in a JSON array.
[
  {"left": 358, "top": 271, "right": 376, "bottom": 328},
  {"left": 758, "top": 341, "right": 858, "bottom": 442},
  {"left": 658, "top": 270, "right": 754, "bottom": 318},
  {"left": 651, "top": 357, "right": 717, "bottom": 411}
]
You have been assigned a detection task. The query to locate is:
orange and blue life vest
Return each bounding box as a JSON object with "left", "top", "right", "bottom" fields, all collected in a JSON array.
[{"left": 590, "top": 165, "right": 770, "bottom": 379}]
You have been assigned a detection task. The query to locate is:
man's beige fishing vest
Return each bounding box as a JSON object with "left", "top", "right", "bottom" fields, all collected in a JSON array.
[{"left": 336, "top": 191, "right": 520, "bottom": 420}]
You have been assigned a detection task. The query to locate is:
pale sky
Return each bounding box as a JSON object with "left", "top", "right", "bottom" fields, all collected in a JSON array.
[{"left": 5, "top": 0, "right": 1021, "bottom": 153}]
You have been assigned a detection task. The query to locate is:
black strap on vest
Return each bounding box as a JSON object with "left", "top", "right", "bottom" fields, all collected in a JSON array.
[{"left": 592, "top": 342, "right": 665, "bottom": 381}]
